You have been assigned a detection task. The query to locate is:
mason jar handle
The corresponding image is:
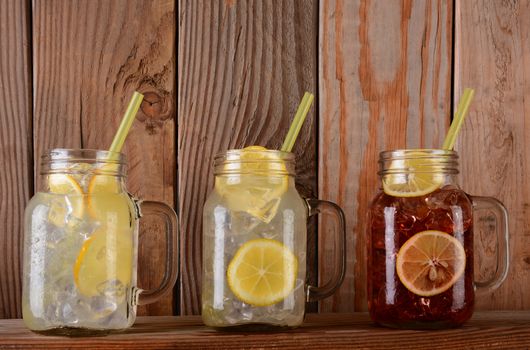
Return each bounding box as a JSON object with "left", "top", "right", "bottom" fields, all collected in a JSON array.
[
  {"left": 470, "top": 196, "right": 509, "bottom": 296},
  {"left": 136, "top": 200, "right": 179, "bottom": 305},
  {"left": 304, "top": 198, "right": 346, "bottom": 302}
]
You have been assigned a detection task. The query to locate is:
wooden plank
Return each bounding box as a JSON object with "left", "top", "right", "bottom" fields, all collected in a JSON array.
[
  {"left": 0, "top": 0, "right": 32, "bottom": 319},
  {"left": 177, "top": 0, "right": 318, "bottom": 314},
  {"left": 318, "top": 0, "right": 453, "bottom": 311},
  {"left": 454, "top": 0, "right": 530, "bottom": 309},
  {"left": 32, "top": 0, "right": 176, "bottom": 315},
  {"left": 0, "top": 312, "right": 529, "bottom": 349}
]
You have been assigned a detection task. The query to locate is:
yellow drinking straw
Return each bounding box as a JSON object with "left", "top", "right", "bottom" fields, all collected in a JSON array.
[
  {"left": 281, "top": 92, "right": 315, "bottom": 152},
  {"left": 442, "top": 88, "right": 475, "bottom": 150},
  {"left": 109, "top": 91, "right": 144, "bottom": 154}
]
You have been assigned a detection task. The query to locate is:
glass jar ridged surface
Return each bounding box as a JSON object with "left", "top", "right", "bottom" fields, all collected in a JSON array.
[
  {"left": 202, "top": 148, "right": 307, "bottom": 328},
  {"left": 367, "top": 149, "right": 509, "bottom": 329},
  {"left": 23, "top": 149, "right": 138, "bottom": 333}
]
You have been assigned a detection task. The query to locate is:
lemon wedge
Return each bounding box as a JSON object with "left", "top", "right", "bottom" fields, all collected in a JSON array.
[
  {"left": 47, "top": 174, "right": 85, "bottom": 227},
  {"left": 227, "top": 238, "right": 298, "bottom": 306},
  {"left": 86, "top": 164, "right": 129, "bottom": 221},
  {"left": 73, "top": 164, "right": 133, "bottom": 297},
  {"left": 73, "top": 227, "right": 133, "bottom": 297},
  {"left": 216, "top": 146, "right": 288, "bottom": 222}
]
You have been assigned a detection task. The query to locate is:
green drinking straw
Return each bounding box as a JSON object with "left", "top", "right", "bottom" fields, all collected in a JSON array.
[
  {"left": 109, "top": 91, "right": 144, "bottom": 154},
  {"left": 442, "top": 88, "right": 475, "bottom": 150},
  {"left": 281, "top": 92, "right": 315, "bottom": 152}
]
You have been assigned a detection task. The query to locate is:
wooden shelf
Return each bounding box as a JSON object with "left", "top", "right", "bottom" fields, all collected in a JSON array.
[{"left": 1, "top": 312, "right": 529, "bottom": 349}]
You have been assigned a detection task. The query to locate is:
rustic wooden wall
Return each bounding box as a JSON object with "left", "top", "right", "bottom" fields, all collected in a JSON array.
[
  {"left": 0, "top": 0, "right": 32, "bottom": 319},
  {"left": 455, "top": 0, "right": 530, "bottom": 310},
  {"left": 0, "top": 0, "right": 529, "bottom": 318}
]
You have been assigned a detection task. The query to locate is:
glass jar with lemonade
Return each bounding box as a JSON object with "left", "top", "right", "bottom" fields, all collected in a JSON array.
[
  {"left": 22, "top": 149, "right": 178, "bottom": 334},
  {"left": 202, "top": 146, "right": 346, "bottom": 329}
]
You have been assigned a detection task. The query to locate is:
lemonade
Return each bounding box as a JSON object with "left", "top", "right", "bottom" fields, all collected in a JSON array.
[
  {"left": 23, "top": 94, "right": 178, "bottom": 333},
  {"left": 22, "top": 151, "right": 137, "bottom": 333},
  {"left": 202, "top": 147, "right": 308, "bottom": 328}
]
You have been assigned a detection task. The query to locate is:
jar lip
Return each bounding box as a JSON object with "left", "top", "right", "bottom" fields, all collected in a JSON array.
[
  {"left": 40, "top": 148, "right": 126, "bottom": 176},
  {"left": 215, "top": 148, "right": 295, "bottom": 161},
  {"left": 42, "top": 148, "right": 126, "bottom": 164},
  {"left": 378, "top": 148, "right": 459, "bottom": 175},
  {"left": 213, "top": 149, "right": 295, "bottom": 176},
  {"left": 379, "top": 148, "right": 458, "bottom": 160}
]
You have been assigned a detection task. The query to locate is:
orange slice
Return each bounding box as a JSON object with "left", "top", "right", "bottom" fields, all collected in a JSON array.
[
  {"left": 396, "top": 230, "right": 466, "bottom": 297},
  {"left": 227, "top": 238, "right": 298, "bottom": 306}
]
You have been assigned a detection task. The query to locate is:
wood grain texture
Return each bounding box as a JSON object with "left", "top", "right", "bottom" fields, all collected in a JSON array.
[
  {"left": 0, "top": 312, "right": 529, "bottom": 349},
  {"left": 319, "top": 0, "right": 452, "bottom": 311},
  {"left": 32, "top": 0, "right": 176, "bottom": 315},
  {"left": 178, "top": 0, "right": 318, "bottom": 314},
  {"left": 454, "top": 0, "right": 530, "bottom": 309},
  {"left": 0, "top": 0, "right": 32, "bottom": 319}
]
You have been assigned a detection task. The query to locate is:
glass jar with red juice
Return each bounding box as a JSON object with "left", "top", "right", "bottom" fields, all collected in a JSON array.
[{"left": 367, "top": 149, "right": 509, "bottom": 329}]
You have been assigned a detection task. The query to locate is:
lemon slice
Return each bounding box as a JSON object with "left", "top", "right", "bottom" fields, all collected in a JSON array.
[
  {"left": 47, "top": 174, "right": 85, "bottom": 226},
  {"left": 86, "top": 164, "right": 127, "bottom": 221},
  {"left": 396, "top": 230, "right": 466, "bottom": 297},
  {"left": 73, "top": 164, "right": 133, "bottom": 297},
  {"left": 227, "top": 238, "right": 298, "bottom": 306},
  {"left": 73, "top": 227, "right": 133, "bottom": 297},
  {"left": 49, "top": 174, "right": 84, "bottom": 194},
  {"left": 382, "top": 152, "right": 444, "bottom": 197},
  {"left": 216, "top": 146, "right": 288, "bottom": 222}
]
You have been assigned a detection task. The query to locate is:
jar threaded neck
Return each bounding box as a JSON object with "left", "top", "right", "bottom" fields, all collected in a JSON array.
[
  {"left": 41, "top": 148, "right": 126, "bottom": 177},
  {"left": 213, "top": 149, "right": 295, "bottom": 176},
  {"left": 379, "top": 149, "right": 459, "bottom": 176}
]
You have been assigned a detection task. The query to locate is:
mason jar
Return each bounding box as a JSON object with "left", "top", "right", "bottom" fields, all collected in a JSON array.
[
  {"left": 202, "top": 147, "right": 346, "bottom": 329},
  {"left": 23, "top": 149, "right": 178, "bottom": 335},
  {"left": 367, "top": 149, "right": 509, "bottom": 329}
]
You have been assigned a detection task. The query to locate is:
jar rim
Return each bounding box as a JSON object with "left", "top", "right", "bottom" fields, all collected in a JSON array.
[
  {"left": 42, "top": 148, "right": 126, "bottom": 163},
  {"left": 41, "top": 148, "right": 126, "bottom": 176},
  {"left": 213, "top": 149, "right": 295, "bottom": 176},
  {"left": 215, "top": 148, "right": 295, "bottom": 160},
  {"left": 378, "top": 148, "right": 459, "bottom": 175},
  {"left": 379, "top": 148, "right": 458, "bottom": 159}
]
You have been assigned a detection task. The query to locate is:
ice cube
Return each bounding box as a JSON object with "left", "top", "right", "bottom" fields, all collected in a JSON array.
[
  {"left": 67, "top": 162, "right": 93, "bottom": 191},
  {"left": 267, "top": 308, "right": 292, "bottom": 324},
  {"left": 60, "top": 303, "right": 78, "bottom": 325},
  {"left": 224, "top": 300, "right": 253, "bottom": 324},
  {"left": 230, "top": 211, "right": 260, "bottom": 235},
  {"left": 45, "top": 304, "right": 60, "bottom": 324},
  {"left": 394, "top": 201, "right": 419, "bottom": 232},
  {"left": 90, "top": 296, "right": 118, "bottom": 317},
  {"left": 237, "top": 302, "right": 254, "bottom": 322},
  {"left": 423, "top": 210, "right": 455, "bottom": 231},
  {"left": 53, "top": 276, "right": 76, "bottom": 300},
  {"left": 47, "top": 196, "right": 71, "bottom": 229},
  {"left": 46, "top": 227, "right": 67, "bottom": 247},
  {"left": 103, "top": 309, "right": 129, "bottom": 329},
  {"left": 97, "top": 279, "right": 126, "bottom": 298},
  {"left": 67, "top": 215, "right": 101, "bottom": 238},
  {"left": 247, "top": 197, "right": 281, "bottom": 223}
]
